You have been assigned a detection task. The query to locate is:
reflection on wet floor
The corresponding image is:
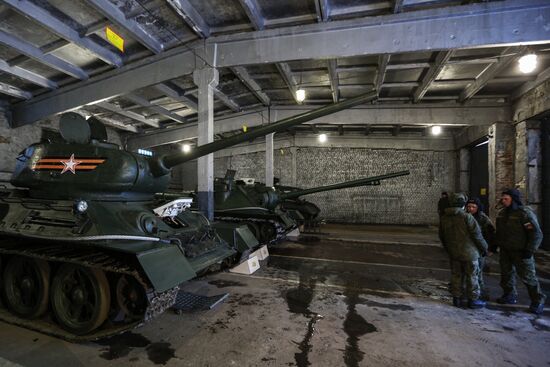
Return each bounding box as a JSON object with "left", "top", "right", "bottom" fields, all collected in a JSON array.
[
  {"left": 95, "top": 331, "right": 176, "bottom": 365},
  {"left": 283, "top": 273, "right": 384, "bottom": 367},
  {"left": 342, "top": 284, "right": 377, "bottom": 367},
  {"left": 285, "top": 274, "right": 323, "bottom": 367},
  {"left": 266, "top": 237, "right": 550, "bottom": 303},
  {"left": 262, "top": 234, "right": 550, "bottom": 366}
]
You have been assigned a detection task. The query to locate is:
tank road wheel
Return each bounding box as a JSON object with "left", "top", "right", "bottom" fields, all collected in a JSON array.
[
  {"left": 2, "top": 257, "right": 50, "bottom": 318},
  {"left": 260, "top": 222, "right": 277, "bottom": 243},
  {"left": 51, "top": 265, "right": 110, "bottom": 335},
  {"left": 115, "top": 275, "right": 147, "bottom": 320}
]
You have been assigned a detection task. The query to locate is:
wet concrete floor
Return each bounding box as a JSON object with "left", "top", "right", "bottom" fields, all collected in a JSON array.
[{"left": 0, "top": 224, "right": 549, "bottom": 366}]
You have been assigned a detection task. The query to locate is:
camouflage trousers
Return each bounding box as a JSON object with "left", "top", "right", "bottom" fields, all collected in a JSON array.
[
  {"left": 499, "top": 249, "right": 547, "bottom": 304},
  {"left": 478, "top": 256, "right": 485, "bottom": 291},
  {"left": 450, "top": 259, "right": 480, "bottom": 300}
]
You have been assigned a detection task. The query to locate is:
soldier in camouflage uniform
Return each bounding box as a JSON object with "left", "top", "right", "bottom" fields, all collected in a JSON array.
[
  {"left": 466, "top": 197, "right": 496, "bottom": 295},
  {"left": 439, "top": 193, "right": 488, "bottom": 309},
  {"left": 495, "top": 189, "right": 546, "bottom": 315}
]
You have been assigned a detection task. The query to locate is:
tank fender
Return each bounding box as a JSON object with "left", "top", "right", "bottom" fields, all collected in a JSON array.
[{"left": 136, "top": 245, "right": 196, "bottom": 292}]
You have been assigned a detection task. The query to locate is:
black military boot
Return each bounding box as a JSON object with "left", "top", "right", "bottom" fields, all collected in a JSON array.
[
  {"left": 529, "top": 302, "right": 544, "bottom": 315},
  {"left": 452, "top": 297, "right": 461, "bottom": 307},
  {"left": 468, "top": 299, "right": 486, "bottom": 309},
  {"left": 496, "top": 294, "right": 518, "bottom": 304}
]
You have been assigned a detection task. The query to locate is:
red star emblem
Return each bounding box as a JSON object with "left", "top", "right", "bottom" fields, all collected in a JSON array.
[{"left": 60, "top": 154, "right": 82, "bottom": 174}]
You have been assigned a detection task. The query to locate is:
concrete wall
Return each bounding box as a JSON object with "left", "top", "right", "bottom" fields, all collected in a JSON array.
[
  {"left": 513, "top": 78, "right": 550, "bottom": 123},
  {"left": 514, "top": 120, "right": 542, "bottom": 218},
  {"left": 0, "top": 110, "right": 122, "bottom": 180},
  {"left": 175, "top": 134, "right": 457, "bottom": 225}
]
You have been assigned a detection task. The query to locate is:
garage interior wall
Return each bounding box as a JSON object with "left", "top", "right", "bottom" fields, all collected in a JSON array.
[{"left": 170, "top": 135, "right": 456, "bottom": 225}]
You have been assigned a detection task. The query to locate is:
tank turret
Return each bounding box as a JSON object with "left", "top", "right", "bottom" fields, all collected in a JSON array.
[{"left": 10, "top": 90, "right": 378, "bottom": 200}]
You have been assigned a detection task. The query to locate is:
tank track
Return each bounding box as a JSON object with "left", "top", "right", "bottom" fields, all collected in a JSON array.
[
  {"left": 0, "top": 238, "right": 178, "bottom": 342},
  {"left": 215, "top": 216, "right": 291, "bottom": 244}
]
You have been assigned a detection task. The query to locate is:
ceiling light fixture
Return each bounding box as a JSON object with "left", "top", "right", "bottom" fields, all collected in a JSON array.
[
  {"left": 296, "top": 89, "right": 306, "bottom": 103},
  {"left": 182, "top": 144, "right": 191, "bottom": 153},
  {"left": 518, "top": 54, "right": 537, "bottom": 74},
  {"left": 431, "top": 126, "right": 442, "bottom": 136}
]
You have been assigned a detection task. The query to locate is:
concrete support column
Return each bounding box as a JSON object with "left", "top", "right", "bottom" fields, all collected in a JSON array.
[
  {"left": 541, "top": 119, "right": 550, "bottom": 250},
  {"left": 514, "top": 120, "right": 542, "bottom": 217},
  {"left": 488, "top": 122, "right": 515, "bottom": 221},
  {"left": 458, "top": 148, "right": 470, "bottom": 194},
  {"left": 265, "top": 133, "right": 274, "bottom": 187},
  {"left": 290, "top": 146, "right": 297, "bottom": 186},
  {"left": 193, "top": 67, "right": 219, "bottom": 220}
]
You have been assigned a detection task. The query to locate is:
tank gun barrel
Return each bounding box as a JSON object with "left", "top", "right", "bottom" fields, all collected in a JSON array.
[
  {"left": 155, "top": 90, "right": 378, "bottom": 175},
  {"left": 279, "top": 170, "right": 410, "bottom": 200}
]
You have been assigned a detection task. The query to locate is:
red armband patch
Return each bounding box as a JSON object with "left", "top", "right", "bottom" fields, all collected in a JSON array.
[{"left": 524, "top": 222, "right": 534, "bottom": 230}]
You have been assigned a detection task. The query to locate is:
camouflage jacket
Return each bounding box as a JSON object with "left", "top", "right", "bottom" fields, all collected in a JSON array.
[
  {"left": 496, "top": 206, "right": 543, "bottom": 252},
  {"left": 439, "top": 207, "right": 488, "bottom": 261},
  {"left": 473, "top": 211, "right": 496, "bottom": 251}
]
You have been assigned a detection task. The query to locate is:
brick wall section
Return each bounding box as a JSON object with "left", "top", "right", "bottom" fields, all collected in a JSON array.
[
  {"left": 214, "top": 150, "right": 292, "bottom": 184},
  {"left": 213, "top": 146, "right": 456, "bottom": 225},
  {"left": 488, "top": 122, "right": 515, "bottom": 222}
]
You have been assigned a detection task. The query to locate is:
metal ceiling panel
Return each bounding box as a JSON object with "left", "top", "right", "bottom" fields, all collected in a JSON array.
[
  {"left": 438, "top": 64, "right": 488, "bottom": 80},
  {"left": 14, "top": 58, "right": 64, "bottom": 80},
  {"left": 338, "top": 70, "right": 376, "bottom": 84},
  {"left": 0, "top": 43, "right": 19, "bottom": 61},
  {"left": 46, "top": 0, "right": 104, "bottom": 27},
  {"left": 0, "top": 69, "right": 43, "bottom": 91},
  {"left": 188, "top": 0, "right": 249, "bottom": 26},
  {"left": 0, "top": 10, "right": 59, "bottom": 46},
  {"left": 0, "top": 0, "right": 547, "bottom": 134},
  {"left": 384, "top": 69, "right": 424, "bottom": 83},
  {"left": 451, "top": 46, "right": 509, "bottom": 59},
  {"left": 427, "top": 83, "right": 468, "bottom": 93},
  {"left": 389, "top": 52, "right": 433, "bottom": 63},
  {"left": 337, "top": 55, "right": 379, "bottom": 66},
  {"left": 379, "top": 86, "right": 416, "bottom": 97},
  {"left": 134, "top": 2, "right": 197, "bottom": 45},
  {"left": 479, "top": 83, "right": 524, "bottom": 95},
  {"left": 50, "top": 44, "right": 106, "bottom": 68},
  {"left": 257, "top": 0, "right": 315, "bottom": 19}
]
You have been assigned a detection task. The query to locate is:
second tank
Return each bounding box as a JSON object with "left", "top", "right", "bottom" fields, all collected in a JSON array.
[{"left": 211, "top": 170, "right": 411, "bottom": 243}]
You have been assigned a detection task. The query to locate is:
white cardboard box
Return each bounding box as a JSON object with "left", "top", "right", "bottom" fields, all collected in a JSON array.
[
  {"left": 229, "top": 255, "right": 260, "bottom": 275},
  {"left": 286, "top": 228, "right": 301, "bottom": 240},
  {"left": 250, "top": 245, "right": 269, "bottom": 261}
]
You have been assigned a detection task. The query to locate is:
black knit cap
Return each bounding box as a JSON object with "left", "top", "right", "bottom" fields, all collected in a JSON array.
[
  {"left": 467, "top": 197, "right": 484, "bottom": 212},
  {"left": 502, "top": 188, "right": 523, "bottom": 206}
]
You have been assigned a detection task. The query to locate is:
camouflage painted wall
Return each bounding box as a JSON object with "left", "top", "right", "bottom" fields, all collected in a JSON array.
[{"left": 214, "top": 149, "right": 292, "bottom": 184}]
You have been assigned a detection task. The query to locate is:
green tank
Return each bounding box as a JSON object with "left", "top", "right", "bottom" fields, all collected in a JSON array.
[
  {"left": 212, "top": 170, "right": 411, "bottom": 243},
  {"left": 274, "top": 181, "right": 322, "bottom": 224},
  {"left": 0, "top": 90, "right": 378, "bottom": 339}
]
